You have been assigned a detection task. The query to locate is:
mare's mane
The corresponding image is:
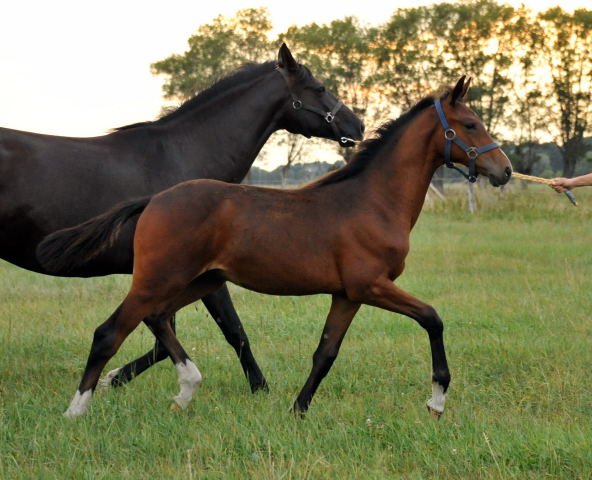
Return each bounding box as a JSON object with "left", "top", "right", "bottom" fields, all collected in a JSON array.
[
  {"left": 312, "top": 89, "right": 453, "bottom": 187},
  {"left": 113, "top": 61, "right": 311, "bottom": 132}
]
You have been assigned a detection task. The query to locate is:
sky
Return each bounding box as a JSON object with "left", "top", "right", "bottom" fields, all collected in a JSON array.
[{"left": 0, "top": 0, "right": 588, "bottom": 140}]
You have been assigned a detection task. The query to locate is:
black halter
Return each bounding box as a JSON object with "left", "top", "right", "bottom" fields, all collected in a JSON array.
[
  {"left": 276, "top": 66, "right": 352, "bottom": 145},
  {"left": 434, "top": 98, "right": 499, "bottom": 183}
]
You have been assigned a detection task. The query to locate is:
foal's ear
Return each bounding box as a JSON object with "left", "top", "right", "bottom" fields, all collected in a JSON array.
[
  {"left": 450, "top": 75, "right": 471, "bottom": 105},
  {"left": 278, "top": 43, "right": 299, "bottom": 72}
]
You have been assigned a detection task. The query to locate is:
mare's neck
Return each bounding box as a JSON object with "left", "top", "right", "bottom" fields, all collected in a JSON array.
[{"left": 132, "top": 70, "right": 287, "bottom": 183}]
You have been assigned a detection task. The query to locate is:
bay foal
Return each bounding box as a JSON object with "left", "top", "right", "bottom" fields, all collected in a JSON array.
[{"left": 38, "top": 77, "right": 512, "bottom": 418}]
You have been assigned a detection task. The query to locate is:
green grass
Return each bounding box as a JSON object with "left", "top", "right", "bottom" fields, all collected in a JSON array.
[{"left": 1, "top": 184, "right": 591, "bottom": 479}]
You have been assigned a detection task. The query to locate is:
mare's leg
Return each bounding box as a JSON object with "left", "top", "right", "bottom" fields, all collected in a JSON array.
[
  {"left": 64, "top": 296, "right": 151, "bottom": 418},
  {"left": 293, "top": 295, "right": 360, "bottom": 414},
  {"left": 361, "top": 278, "right": 450, "bottom": 418},
  {"left": 98, "top": 316, "right": 176, "bottom": 389},
  {"left": 201, "top": 285, "right": 268, "bottom": 393}
]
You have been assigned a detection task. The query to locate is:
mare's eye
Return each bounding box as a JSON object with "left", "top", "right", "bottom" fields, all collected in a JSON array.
[
  {"left": 464, "top": 123, "right": 476, "bottom": 130},
  {"left": 316, "top": 86, "right": 326, "bottom": 93}
]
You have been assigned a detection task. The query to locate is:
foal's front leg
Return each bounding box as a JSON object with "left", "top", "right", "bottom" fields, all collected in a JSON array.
[
  {"left": 293, "top": 295, "right": 360, "bottom": 414},
  {"left": 362, "top": 278, "right": 451, "bottom": 417}
]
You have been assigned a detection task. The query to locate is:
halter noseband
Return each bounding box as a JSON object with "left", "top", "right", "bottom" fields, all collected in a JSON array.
[
  {"left": 434, "top": 98, "right": 499, "bottom": 183},
  {"left": 276, "top": 65, "right": 352, "bottom": 145}
]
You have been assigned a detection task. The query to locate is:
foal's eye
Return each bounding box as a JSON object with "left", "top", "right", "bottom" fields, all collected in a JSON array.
[
  {"left": 316, "top": 86, "right": 326, "bottom": 93},
  {"left": 464, "top": 123, "right": 477, "bottom": 130}
]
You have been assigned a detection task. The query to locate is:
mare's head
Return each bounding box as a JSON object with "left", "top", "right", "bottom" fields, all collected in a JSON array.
[
  {"left": 275, "top": 44, "right": 364, "bottom": 147},
  {"left": 432, "top": 76, "right": 512, "bottom": 186}
]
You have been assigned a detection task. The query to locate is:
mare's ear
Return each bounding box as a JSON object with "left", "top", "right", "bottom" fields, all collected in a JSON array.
[
  {"left": 278, "top": 43, "right": 298, "bottom": 72},
  {"left": 450, "top": 75, "right": 471, "bottom": 105}
]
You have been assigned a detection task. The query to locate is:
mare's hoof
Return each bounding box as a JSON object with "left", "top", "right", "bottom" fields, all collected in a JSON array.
[
  {"left": 290, "top": 405, "right": 307, "bottom": 419},
  {"left": 170, "top": 401, "right": 183, "bottom": 412},
  {"left": 251, "top": 381, "right": 270, "bottom": 394},
  {"left": 427, "top": 404, "right": 443, "bottom": 419}
]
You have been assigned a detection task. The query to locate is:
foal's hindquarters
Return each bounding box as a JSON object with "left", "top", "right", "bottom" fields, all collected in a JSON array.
[{"left": 64, "top": 270, "right": 226, "bottom": 418}]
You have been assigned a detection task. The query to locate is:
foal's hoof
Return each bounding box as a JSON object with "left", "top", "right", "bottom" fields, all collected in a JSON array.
[
  {"left": 170, "top": 401, "right": 183, "bottom": 412},
  {"left": 97, "top": 368, "right": 122, "bottom": 391}
]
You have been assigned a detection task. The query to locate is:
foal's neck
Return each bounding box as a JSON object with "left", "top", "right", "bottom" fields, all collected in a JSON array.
[{"left": 364, "top": 120, "right": 441, "bottom": 231}]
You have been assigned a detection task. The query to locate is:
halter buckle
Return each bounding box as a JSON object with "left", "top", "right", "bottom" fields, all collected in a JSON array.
[
  {"left": 466, "top": 147, "right": 478, "bottom": 160},
  {"left": 325, "top": 112, "right": 335, "bottom": 123},
  {"left": 444, "top": 128, "right": 456, "bottom": 140},
  {"left": 292, "top": 100, "right": 302, "bottom": 110}
]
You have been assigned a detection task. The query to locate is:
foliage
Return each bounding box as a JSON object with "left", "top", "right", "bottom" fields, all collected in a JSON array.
[{"left": 151, "top": 8, "right": 274, "bottom": 100}]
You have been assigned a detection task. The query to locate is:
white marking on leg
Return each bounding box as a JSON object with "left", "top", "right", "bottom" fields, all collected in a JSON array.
[
  {"left": 97, "top": 367, "right": 122, "bottom": 390},
  {"left": 64, "top": 389, "right": 93, "bottom": 418},
  {"left": 426, "top": 381, "right": 446, "bottom": 413},
  {"left": 173, "top": 360, "right": 202, "bottom": 409}
]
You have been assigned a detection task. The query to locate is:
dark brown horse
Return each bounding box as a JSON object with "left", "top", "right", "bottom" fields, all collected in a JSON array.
[
  {"left": 1, "top": 44, "right": 363, "bottom": 393},
  {"left": 38, "top": 77, "right": 512, "bottom": 418}
]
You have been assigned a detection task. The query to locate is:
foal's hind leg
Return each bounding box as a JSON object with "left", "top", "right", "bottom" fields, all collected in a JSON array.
[
  {"left": 64, "top": 297, "right": 150, "bottom": 418},
  {"left": 361, "top": 278, "right": 451, "bottom": 418},
  {"left": 98, "top": 316, "right": 176, "bottom": 389},
  {"left": 202, "top": 285, "right": 268, "bottom": 393},
  {"left": 293, "top": 295, "right": 360, "bottom": 414},
  {"left": 144, "top": 274, "right": 225, "bottom": 411},
  {"left": 99, "top": 286, "right": 266, "bottom": 393}
]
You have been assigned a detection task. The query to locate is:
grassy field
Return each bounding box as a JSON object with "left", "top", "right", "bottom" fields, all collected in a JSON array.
[{"left": 1, "top": 184, "right": 591, "bottom": 479}]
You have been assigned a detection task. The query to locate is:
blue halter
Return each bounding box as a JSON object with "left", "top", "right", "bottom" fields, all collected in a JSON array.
[{"left": 434, "top": 98, "right": 499, "bottom": 183}]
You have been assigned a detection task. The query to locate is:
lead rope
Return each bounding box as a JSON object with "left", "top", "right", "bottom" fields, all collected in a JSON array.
[{"left": 512, "top": 172, "right": 578, "bottom": 206}]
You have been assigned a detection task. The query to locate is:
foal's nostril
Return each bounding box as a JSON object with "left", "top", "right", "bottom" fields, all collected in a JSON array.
[
  {"left": 504, "top": 167, "right": 512, "bottom": 178},
  {"left": 360, "top": 122, "right": 366, "bottom": 136}
]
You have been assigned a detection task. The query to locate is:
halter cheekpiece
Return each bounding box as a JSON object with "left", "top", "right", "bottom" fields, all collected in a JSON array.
[
  {"left": 434, "top": 98, "right": 499, "bottom": 183},
  {"left": 276, "top": 65, "right": 352, "bottom": 145}
]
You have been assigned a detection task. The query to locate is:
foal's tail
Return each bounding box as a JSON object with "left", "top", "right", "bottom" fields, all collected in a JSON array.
[{"left": 36, "top": 197, "right": 151, "bottom": 274}]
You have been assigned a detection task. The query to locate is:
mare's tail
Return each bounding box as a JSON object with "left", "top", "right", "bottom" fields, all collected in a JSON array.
[{"left": 36, "top": 197, "right": 151, "bottom": 274}]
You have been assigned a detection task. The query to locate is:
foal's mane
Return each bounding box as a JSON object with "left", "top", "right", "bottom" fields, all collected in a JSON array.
[
  {"left": 312, "top": 89, "right": 452, "bottom": 187},
  {"left": 113, "top": 61, "right": 310, "bottom": 132}
]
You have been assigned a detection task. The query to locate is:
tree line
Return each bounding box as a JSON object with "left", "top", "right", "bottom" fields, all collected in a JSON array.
[{"left": 151, "top": 1, "right": 592, "bottom": 178}]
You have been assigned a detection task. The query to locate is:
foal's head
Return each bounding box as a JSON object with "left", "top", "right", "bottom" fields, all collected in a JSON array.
[
  {"left": 275, "top": 44, "right": 364, "bottom": 147},
  {"left": 431, "top": 76, "right": 512, "bottom": 186}
]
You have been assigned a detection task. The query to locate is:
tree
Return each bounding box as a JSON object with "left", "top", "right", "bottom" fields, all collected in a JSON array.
[
  {"left": 372, "top": 6, "right": 440, "bottom": 110},
  {"left": 538, "top": 8, "right": 592, "bottom": 177},
  {"left": 503, "top": 8, "right": 547, "bottom": 177},
  {"left": 151, "top": 8, "right": 274, "bottom": 101}
]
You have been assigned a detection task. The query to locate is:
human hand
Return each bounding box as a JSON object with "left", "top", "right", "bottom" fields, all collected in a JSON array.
[{"left": 550, "top": 177, "right": 572, "bottom": 193}]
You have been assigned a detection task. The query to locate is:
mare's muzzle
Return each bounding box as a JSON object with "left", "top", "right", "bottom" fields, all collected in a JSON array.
[{"left": 277, "top": 66, "right": 353, "bottom": 146}]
